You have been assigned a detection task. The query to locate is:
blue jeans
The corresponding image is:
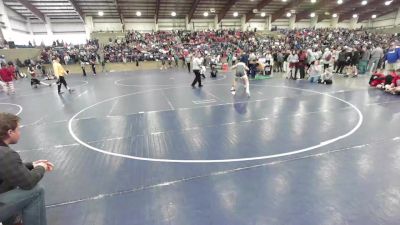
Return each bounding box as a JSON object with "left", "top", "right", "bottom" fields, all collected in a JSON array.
[
  {"left": 308, "top": 75, "right": 320, "bottom": 83},
  {"left": 0, "top": 185, "right": 47, "bottom": 225}
]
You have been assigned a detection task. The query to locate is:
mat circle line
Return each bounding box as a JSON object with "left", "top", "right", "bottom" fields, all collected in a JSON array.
[
  {"left": 0, "top": 103, "right": 23, "bottom": 115},
  {"left": 68, "top": 84, "right": 363, "bottom": 163}
]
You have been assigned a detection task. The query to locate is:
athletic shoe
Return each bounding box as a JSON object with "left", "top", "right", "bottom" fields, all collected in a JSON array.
[
  {"left": 199, "top": 85, "right": 203, "bottom": 87},
  {"left": 69, "top": 89, "right": 75, "bottom": 93},
  {"left": 58, "top": 91, "right": 64, "bottom": 94}
]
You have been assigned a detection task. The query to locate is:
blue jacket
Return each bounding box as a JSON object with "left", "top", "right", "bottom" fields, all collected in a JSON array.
[{"left": 385, "top": 49, "right": 399, "bottom": 64}]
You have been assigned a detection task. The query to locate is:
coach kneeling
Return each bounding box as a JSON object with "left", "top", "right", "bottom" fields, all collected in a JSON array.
[{"left": 0, "top": 113, "right": 54, "bottom": 225}]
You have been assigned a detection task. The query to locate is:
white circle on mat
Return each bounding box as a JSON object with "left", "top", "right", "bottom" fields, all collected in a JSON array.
[
  {"left": 68, "top": 84, "right": 363, "bottom": 163},
  {"left": 0, "top": 103, "right": 23, "bottom": 115}
]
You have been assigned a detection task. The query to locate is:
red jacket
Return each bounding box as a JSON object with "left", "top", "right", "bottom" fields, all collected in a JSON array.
[
  {"left": 391, "top": 72, "right": 400, "bottom": 87},
  {"left": 0, "top": 68, "right": 13, "bottom": 82}
]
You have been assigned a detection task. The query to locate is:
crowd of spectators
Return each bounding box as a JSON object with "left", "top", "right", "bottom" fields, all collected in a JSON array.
[{"left": 3, "top": 28, "right": 400, "bottom": 85}]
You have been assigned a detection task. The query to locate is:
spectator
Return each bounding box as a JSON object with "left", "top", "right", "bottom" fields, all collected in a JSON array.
[
  {"left": 359, "top": 46, "right": 371, "bottom": 74},
  {"left": 0, "top": 112, "right": 54, "bottom": 225},
  {"left": 0, "top": 63, "right": 15, "bottom": 95},
  {"left": 369, "top": 45, "right": 384, "bottom": 73}
]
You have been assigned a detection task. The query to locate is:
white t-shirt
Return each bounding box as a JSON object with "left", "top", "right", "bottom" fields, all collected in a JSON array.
[{"left": 192, "top": 57, "right": 202, "bottom": 70}]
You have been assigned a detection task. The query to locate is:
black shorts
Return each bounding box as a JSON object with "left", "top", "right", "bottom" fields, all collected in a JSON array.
[{"left": 235, "top": 71, "right": 245, "bottom": 78}]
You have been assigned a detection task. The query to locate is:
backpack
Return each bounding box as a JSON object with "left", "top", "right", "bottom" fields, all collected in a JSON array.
[{"left": 325, "top": 53, "right": 331, "bottom": 62}]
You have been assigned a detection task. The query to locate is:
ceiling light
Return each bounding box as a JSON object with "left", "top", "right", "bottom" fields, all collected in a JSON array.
[
  {"left": 332, "top": 13, "right": 337, "bottom": 18},
  {"left": 290, "top": 9, "right": 296, "bottom": 13},
  {"left": 361, "top": 0, "right": 367, "bottom": 5},
  {"left": 324, "top": 12, "right": 330, "bottom": 15},
  {"left": 311, "top": 0, "right": 316, "bottom": 3},
  {"left": 385, "top": 1, "right": 392, "bottom": 5},
  {"left": 261, "top": 12, "right": 266, "bottom": 17},
  {"left": 136, "top": 11, "right": 141, "bottom": 16},
  {"left": 286, "top": 12, "right": 292, "bottom": 17},
  {"left": 171, "top": 11, "right": 176, "bottom": 17},
  {"left": 282, "top": 0, "right": 287, "bottom": 2},
  {"left": 353, "top": 14, "right": 358, "bottom": 18},
  {"left": 210, "top": 8, "right": 215, "bottom": 13},
  {"left": 310, "top": 12, "right": 316, "bottom": 17},
  {"left": 203, "top": 12, "right": 208, "bottom": 17},
  {"left": 233, "top": 12, "right": 238, "bottom": 17},
  {"left": 372, "top": 14, "right": 377, "bottom": 18},
  {"left": 98, "top": 11, "right": 104, "bottom": 16},
  {"left": 337, "top": 0, "right": 343, "bottom": 4}
]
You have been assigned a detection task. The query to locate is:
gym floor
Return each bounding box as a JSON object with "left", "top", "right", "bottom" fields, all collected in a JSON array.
[{"left": 2, "top": 68, "right": 400, "bottom": 225}]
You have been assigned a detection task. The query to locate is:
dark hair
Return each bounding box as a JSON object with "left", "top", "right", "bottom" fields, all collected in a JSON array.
[{"left": 0, "top": 113, "right": 20, "bottom": 141}]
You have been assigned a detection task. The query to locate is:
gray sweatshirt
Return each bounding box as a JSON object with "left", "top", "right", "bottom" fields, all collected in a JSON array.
[{"left": 370, "top": 47, "right": 384, "bottom": 59}]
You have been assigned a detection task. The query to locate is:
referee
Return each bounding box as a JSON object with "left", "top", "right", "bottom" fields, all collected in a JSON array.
[{"left": 52, "top": 56, "right": 73, "bottom": 94}]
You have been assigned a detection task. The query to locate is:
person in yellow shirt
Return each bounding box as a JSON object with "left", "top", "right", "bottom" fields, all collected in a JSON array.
[{"left": 52, "top": 56, "right": 73, "bottom": 94}]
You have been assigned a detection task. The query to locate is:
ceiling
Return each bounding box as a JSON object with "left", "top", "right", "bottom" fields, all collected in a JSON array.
[{"left": 3, "top": 0, "right": 399, "bottom": 23}]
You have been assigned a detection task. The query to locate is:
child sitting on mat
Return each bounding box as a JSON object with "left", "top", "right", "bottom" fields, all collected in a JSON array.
[{"left": 319, "top": 67, "right": 333, "bottom": 84}]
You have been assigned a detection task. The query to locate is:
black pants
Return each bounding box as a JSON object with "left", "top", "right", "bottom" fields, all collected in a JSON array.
[
  {"left": 336, "top": 61, "right": 345, "bottom": 74},
  {"left": 31, "top": 78, "right": 40, "bottom": 86},
  {"left": 187, "top": 63, "right": 191, "bottom": 73},
  {"left": 82, "top": 67, "right": 86, "bottom": 76},
  {"left": 91, "top": 65, "right": 96, "bottom": 75},
  {"left": 57, "top": 76, "right": 68, "bottom": 93},
  {"left": 296, "top": 66, "right": 305, "bottom": 79},
  {"left": 277, "top": 62, "right": 283, "bottom": 72},
  {"left": 136, "top": 59, "right": 139, "bottom": 67},
  {"left": 191, "top": 70, "right": 202, "bottom": 87},
  {"left": 323, "top": 64, "right": 329, "bottom": 71}
]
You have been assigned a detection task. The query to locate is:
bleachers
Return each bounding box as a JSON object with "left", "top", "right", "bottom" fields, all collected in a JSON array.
[
  {"left": 91, "top": 32, "right": 126, "bottom": 45},
  {"left": 0, "top": 48, "right": 41, "bottom": 63}
]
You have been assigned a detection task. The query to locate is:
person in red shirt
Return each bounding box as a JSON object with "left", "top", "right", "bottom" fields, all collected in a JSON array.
[
  {"left": 7, "top": 62, "right": 17, "bottom": 80},
  {"left": 0, "top": 63, "right": 15, "bottom": 95},
  {"left": 369, "top": 69, "right": 386, "bottom": 88},
  {"left": 385, "top": 71, "right": 400, "bottom": 94}
]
